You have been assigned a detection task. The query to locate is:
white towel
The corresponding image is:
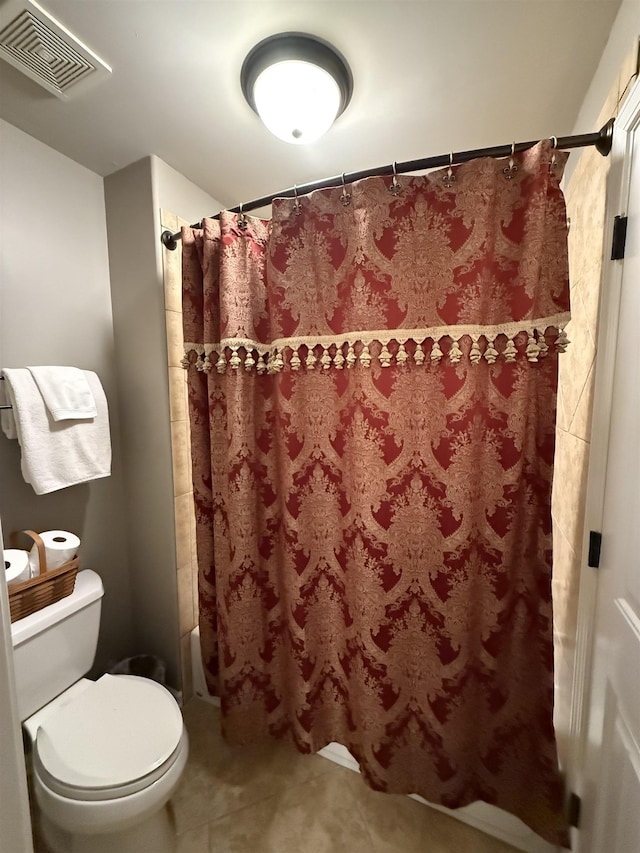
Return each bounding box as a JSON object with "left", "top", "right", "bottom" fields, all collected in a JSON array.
[
  {"left": 2, "top": 368, "right": 112, "bottom": 495},
  {"left": 28, "top": 366, "right": 97, "bottom": 421},
  {"left": 0, "top": 379, "right": 18, "bottom": 439}
]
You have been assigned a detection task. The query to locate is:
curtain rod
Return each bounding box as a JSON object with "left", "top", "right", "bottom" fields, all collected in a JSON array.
[{"left": 160, "top": 118, "right": 615, "bottom": 251}]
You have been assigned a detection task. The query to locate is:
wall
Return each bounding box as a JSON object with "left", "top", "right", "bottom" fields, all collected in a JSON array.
[
  {"left": 551, "top": 17, "right": 639, "bottom": 767},
  {"left": 0, "top": 119, "right": 133, "bottom": 674},
  {"left": 571, "top": 2, "right": 640, "bottom": 138},
  {"left": 104, "top": 156, "right": 221, "bottom": 691},
  {"left": 152, "top": 157, "right": 223, "bottom": 226}
]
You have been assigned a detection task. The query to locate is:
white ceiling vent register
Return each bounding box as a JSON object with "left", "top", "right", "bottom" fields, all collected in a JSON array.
[{"left": 0, "top": 0, "right": 111, "bottom": 99}]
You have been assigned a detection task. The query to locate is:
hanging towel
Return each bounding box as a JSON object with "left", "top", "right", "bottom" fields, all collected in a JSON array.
[
  {"left": 2, "top": 368, "right": 112, "bottom": 495},
  {"left": 28, "top": 366, "right": 97, "bottom": 421},
  {"left": 0, "top": 379, "right": 18, "bottom": 439}
]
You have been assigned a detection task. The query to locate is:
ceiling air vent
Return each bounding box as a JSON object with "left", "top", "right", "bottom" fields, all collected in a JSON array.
[{"left": 0, "top": 0, "right": 111, "bottom": 99}]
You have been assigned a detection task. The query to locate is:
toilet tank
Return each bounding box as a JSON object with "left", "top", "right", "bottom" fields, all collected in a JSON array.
[{"left": 10, "top": 570, "right": 104, "bottom": 721}]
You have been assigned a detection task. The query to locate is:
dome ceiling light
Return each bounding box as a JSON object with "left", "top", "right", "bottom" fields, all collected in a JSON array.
[{"left": 241, "top": 33, "right": 353, "bottom": 145}]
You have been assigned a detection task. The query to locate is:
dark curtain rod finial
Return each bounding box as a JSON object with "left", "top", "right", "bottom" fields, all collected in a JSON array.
[
  {"left": 160, "top": 118, "right": 615, "bottom": 251},
  {"left": 595, "top": 116, "right": 615, "bottom": 156},
  {"left": 161, "top": 232, "right": 179, "bottom": 251}
]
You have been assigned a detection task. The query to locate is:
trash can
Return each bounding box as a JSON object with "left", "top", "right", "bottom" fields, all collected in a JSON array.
[
  {"left": 109, "top": 653, "right": 165, "bottom": 681},
  {"left": 109, "top": 654, "right": 181, "bottom": 703}
]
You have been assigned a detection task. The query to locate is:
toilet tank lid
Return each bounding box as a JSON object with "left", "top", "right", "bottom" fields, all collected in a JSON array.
[{"left": 11, "top": 569, "right": 103, "bottom": 648}]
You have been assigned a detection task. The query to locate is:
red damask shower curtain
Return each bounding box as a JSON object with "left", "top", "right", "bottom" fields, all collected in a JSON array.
[{"left": 182, "top": 141, "right": 570, "bottom": 846}]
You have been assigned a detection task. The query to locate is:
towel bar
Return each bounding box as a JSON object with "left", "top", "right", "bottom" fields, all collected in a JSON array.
[{"left": 0, "top": 375, "right": 12, "bottom": 409}]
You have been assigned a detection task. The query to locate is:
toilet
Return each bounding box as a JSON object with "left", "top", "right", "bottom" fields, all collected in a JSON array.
[{"left": 11, "top": 569, "right": 189, "bottom": 853}]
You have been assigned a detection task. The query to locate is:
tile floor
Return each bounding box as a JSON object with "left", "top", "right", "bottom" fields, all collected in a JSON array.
[{"left": 172, "top": 698, "right": 520, "bottom": 853}]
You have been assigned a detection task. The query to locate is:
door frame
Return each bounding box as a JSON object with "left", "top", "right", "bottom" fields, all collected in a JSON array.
[
  {"left": 0, "top": 519, "right": 34, "bottom": 852},
  {"left": 566, "top": 77, "right": 640, "bottom": 845}
]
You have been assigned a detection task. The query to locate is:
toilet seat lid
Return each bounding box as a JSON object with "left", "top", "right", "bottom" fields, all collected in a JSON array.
[{"left": 35, "top": 674, "right": 183, "bottom": 790}]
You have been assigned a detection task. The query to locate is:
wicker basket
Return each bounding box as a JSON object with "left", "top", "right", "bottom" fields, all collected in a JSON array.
[{"left": 7, "top": 530, "right": 79, "bottom": 623}]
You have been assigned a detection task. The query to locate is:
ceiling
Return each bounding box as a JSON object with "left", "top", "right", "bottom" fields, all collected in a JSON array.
[{"left": 0, "top": 0, "right": 621, "bottom": 210}]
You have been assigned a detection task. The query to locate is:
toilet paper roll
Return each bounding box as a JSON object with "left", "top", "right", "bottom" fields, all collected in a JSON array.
[
  {"left": 29, "top": 530, "right": 80, "bottom": 577},
  {"left": 4, "top": 549, "right": 30, "bottom": 586}
]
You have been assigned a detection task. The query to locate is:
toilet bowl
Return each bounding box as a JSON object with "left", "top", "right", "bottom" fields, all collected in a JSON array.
[
  {"left": 12, "top": 571, "right": 189, "bottom": 853},
  {"left": 25, "top": 674, "right": 188, "bottom": 843}
]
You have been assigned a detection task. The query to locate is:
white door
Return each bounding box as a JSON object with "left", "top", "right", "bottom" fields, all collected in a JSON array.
[{"left": 576, "top": 81, "right": 640, "bottom": 853}]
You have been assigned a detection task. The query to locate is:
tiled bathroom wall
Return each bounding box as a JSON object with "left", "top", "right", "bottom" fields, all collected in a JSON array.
[
  {"left": 161, "top": 209, "right": 198, "bottom": 702},
  {"left": 552, "top": 46, "right": 638, "bottom": 766}
]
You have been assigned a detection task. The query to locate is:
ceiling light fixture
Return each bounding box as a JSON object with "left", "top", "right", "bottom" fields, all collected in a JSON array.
[{"left": 241, "top": 32, "right": 353, "bottom": 145}]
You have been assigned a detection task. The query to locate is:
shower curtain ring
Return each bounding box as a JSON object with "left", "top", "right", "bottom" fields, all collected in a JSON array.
[
  {"left": 389, "top": 161, "right": 401, "bottom": 196},
  {"left": 340, "top": 172, "right": 352, "bottom": 207},
  {"left": 292, "top": 185, "right": 302, "bottom": 216},
  {"left": 549, "top": 136, "right": 558, "bottom": 173},
  {"left": 443, "top": 152, "right": 456, "bottom": 187},
  {"left": 238, "top": 202, "right": 248, "bottom": 230},
  {"left": 504, "top": 142, "right": 518, "bottom": 180}
]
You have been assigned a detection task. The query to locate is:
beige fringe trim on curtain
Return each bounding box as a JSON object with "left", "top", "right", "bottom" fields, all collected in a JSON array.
[{"left": 182, "top": 313, "right": 570, "bottom": 374}]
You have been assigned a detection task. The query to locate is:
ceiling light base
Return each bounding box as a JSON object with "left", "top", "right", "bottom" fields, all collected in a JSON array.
[{"left": 241, "top": 32, "right": 353, "bottom": 144}]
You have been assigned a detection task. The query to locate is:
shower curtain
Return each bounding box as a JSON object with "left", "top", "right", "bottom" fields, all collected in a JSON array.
[{"left": 182, "top": 141, "right": 570, "bottom": 846}]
